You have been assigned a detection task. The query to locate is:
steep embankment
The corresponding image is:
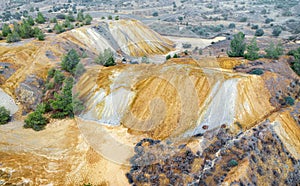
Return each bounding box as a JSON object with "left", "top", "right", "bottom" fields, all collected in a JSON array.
[
  {"left": 77, "top": 58, "right": 274, "bottom": 139},
  {"left": 0, "top": 19, "right": 174, "bottom": 99}
]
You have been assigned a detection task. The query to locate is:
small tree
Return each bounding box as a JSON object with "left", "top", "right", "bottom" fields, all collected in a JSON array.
[
  {"left": 2, "top": 23, "right": 11, "bottom": 37},
  {"left": 24, "top": 104, "right": 48, "bottom": 131},
  {"left": 84, "top": 14, "right": 92, "bottom": 25},
  {"left": 66, "top": 12, "right": 75, "bottom": 22},
  {"left": 6, "top": 31, "right": 21, "bottom": 43},
  {"left": 77, "top": 11, "right": 84, "bottom": 22},
  {"left": 244, "top": 37, "right": 259, "bottom": 61},
  {"left": 0, "top": 106, "right": 10, "bottom": 125},
  {"left": 227, "top": 32, "right": 246, "bottom": 57},
  {"left": 35, "top": 12, "right": 46, "bottom": 24},
  {"left": 95, "top": 48, "right": 116, "bottom": 67},
  {"left": 272, "top": 27, "right": 282, "bottom": 37},
  {"left": 61, "top": 49, "right": 80, "bottom": 74},
  {"left": 255, "top": 29, "right": 264, "bottom": 37},
  {"left": 53, "top": 23, "right": 65, "bottom": 34},
  {"left": 50, "top": 77, "right": 84, "bottom": 118},
  {"left": 27, "top": 16, "right": 35, "bottom": 26},
  {"left": 33, "top": 27, "right": 45, "bottom": 40},
  {"left": 173, "top": 53, "right": 178, "bottom": 58},
  {"left": 166, "top": 55, "right": 171, "bottom": 60},
  {"left": 265, "top": 42, "right": 283, "bottom": 59}
]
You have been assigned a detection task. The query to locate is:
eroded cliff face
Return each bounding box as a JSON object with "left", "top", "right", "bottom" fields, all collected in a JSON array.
[{"left": 76, "top": 59, "right": 275, "bottom": 140}]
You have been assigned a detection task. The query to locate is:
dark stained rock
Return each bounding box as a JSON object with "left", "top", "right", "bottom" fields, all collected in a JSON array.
[{"left": 15, "top": 75, "right": 44, "bottom": 112}]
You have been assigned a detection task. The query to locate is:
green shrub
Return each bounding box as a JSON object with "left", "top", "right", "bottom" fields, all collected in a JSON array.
[
  {"left": 35, "top": 12, "right": 46, "bottom": 24},
  {"left": 227, "top": 32, "right": 246, "bottom": 57},
  {"left": 53, "top": 70, "right": 65, "bottom": 84},
  {"left": 0, "top": 106, "right": 10, "bottom": 125},
  {"left": 95, "top": 48, "right": 116, "bottom": 67},
  {"left": 53, "top": 23, "right": 65, "bottom": 34},
  {"left": 108, "top": 15, "right": 112, "bottom": 20},
  {"left": 244, "top": 37, "right": 259, "bottom": 61},
  {"left": 50, "top": 17, "right": 57, "bottom": 23},
  {"left": 84, "top": 14, "right": 92, "bottom": 25},
  {"left": 239, "top": 17, "right": 247, "bottom": 22},
  {"left": 249, "top": 68, "right": 264, "bottom": 75},
  {"left": 61, "top": 49, "right": 81, "bottom": 74},
  {"left": 6, "top": 31, "right": 21, "bottom": 43},
  {"left": 265, "top": 18, "right": 273, "bottom": 24},
  {"left": 2, "top": 23, "right": 12, "bottom": 37},
  {"left": 166, "top": 55, "right": 171, "bottom": 60},
  {"left": 251, "top": 25, "right": 258, "bottom": 30},
  {"left": 77, "top": 11, "right": 84, "bottom": 22},
  {"left": 74, "top": 63, "right": 86, "bottom": 77},
  {"left": 228, "top": 23, "right": 236, "bottom": 29},
  {"left": 24, "top": 104, "right": 48, "bottom": 131},
  {"left": 228, "top": 159, "right": 238, "bottom": 167},
  {"left": 50, "top": 77, "right": 84, "bottom": 118},
  {"left": 27, "top": 16, "right": 35, "bottom": 26},
  {"left": 284, "top": 96, "right": 295, "bottom": 106},
  {"left": 287, "top": 48, "right": 300, "bottom": 76},
  {"left": 152, "top": 12, "right": 158, "bottom": 17},
  {"left": 47, "top": 68, "right": 56, "bottom": 78},
  {"left": 272, "top": 27, "right": 282, "bottom": 36},
  {"left": 255, "top": 29, "right": 264, "bottom": 36},
  {"left": 265, "top": 42, "right": 283, "bottom": 59},
  {"left": 173, "top": 54, "right": 178, "bottom": 58}
]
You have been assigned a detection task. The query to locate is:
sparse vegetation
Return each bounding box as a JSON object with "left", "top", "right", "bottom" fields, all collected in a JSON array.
[
  {"left": 272, "top": 27, "right": 282, "bottom": 36},
  {"left": 264, "top": 42, "right": 283, "bottom": 59},
  {"left": 0, "top": 106, "right": 10, "bottom": 125},
  {"left": 287, "top": 47, "right": 300, "bottom": 76},
  {"left": 249, "top": 68, "right": 264, "bottom": 75},
  {"left": 255, "top": 29, "right": 264, "bottom": 37}
]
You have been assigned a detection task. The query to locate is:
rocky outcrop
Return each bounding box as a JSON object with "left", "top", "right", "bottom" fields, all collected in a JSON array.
[{"left": 15, "top": 75, "right": 44, "bottom": 112}]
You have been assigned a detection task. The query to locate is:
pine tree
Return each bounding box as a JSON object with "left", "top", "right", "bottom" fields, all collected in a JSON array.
[
  {"left": 2, "top": 23, "right": 11, "bottom": 37},
  {"left": 77, "top": 10, "right": 84, "bottom": 22},
  {"left": 84, "top": 14, "right": 92, "bottom": 25},
  {"left": 50, "top": 77, "right": 77, "bottom": 118},
  {"left": 19, "top": 20, "right": 34, "bottom": 38},
  {"left": 227, "top": 32, "right": 246, "bottom": 57},
  {"left": 27, "top": 16, "right": 35, "bottom": 26},
  {"left": 244, "top": 37, "right": 259, "bottom": 61},
  {"left": 35, "top": 12, "right": 46, "bottom": 24},
  {"left": 24, "top": 104, "right": 48, "bottom": 131},
  {"left": 61, "top": 49, "right": 80, "bottom": 74}
]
